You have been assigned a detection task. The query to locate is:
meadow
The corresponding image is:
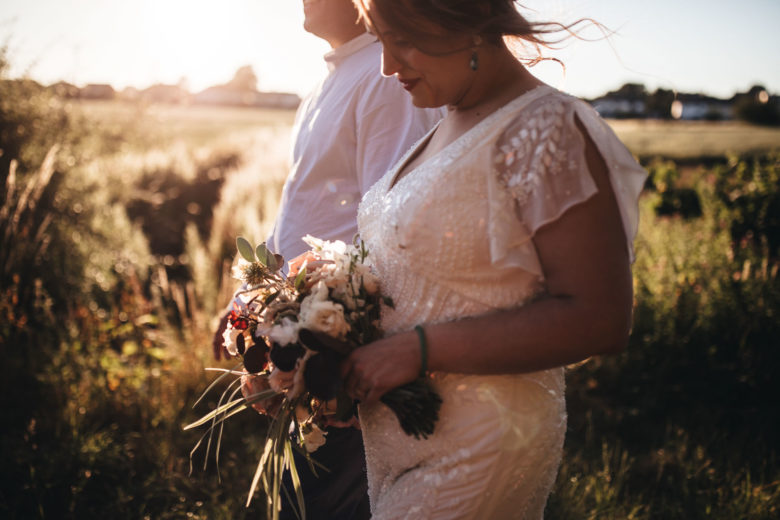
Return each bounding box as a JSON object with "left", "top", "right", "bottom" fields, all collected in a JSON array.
[{"left": 2, "top": 67, "right": 779, "bottom": 519}]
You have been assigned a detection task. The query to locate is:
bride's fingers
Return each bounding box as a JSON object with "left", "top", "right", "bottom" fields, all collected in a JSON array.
[
  {"left": 341, "top": 352, "right": 368, "bottom": 400},
  {"left": 345, "top": 374, "right": 372, "bottom": 402}
]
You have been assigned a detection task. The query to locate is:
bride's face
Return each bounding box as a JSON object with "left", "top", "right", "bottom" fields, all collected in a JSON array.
[{"left": 364, "top": 3, "right": 476, "bottom": 108}]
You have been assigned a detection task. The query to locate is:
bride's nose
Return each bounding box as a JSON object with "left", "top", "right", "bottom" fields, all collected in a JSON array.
[{"left": 381, "top": 46, "right": 402, "bottom": 78}]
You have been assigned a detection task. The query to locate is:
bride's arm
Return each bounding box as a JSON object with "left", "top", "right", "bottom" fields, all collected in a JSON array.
[{"left": 342, "top": 122, "right": 634, "bottom": 404}]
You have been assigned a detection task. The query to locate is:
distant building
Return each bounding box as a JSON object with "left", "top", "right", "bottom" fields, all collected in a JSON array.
[
  {"left": 119, "top": 86, "right": 141, "bottom": 102},
  {"left": 588, "top": 83, "right": 780, "bottom": 121},
  {"left": 591, "top": 97, "right": 647, "bottom": 119},
  {"left": 193, "top": 85, "right": 256, "bottom": 106},
  {"left": 80, "top": 84, "right": 115, "bottom": 100},
  {"left": 255, "top": 91, "right": 301, "bottom": 109},
  {"left": 193, "top": 86, "right": 300, "bottom": 109},
  {"left": 590, "top": 83, "right": 648, "bottom": 118},
  {"left": 49, "top": 81, "right": 80, "bottom": 99},
  {"left": 670, "top": 94, "right": 733, "bottom": 120},
  {"left": 140, "top": 84, "right": 189, "bottom": 104}
]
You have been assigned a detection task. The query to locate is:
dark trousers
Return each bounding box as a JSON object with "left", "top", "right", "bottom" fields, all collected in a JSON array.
[{"left": 279, "top": 426, "right": 370, "bottom": 520}]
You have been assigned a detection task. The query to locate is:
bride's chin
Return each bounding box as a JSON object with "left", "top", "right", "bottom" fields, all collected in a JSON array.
[{"left": 409, "top": 93, "right": 444, "bottom": 110}]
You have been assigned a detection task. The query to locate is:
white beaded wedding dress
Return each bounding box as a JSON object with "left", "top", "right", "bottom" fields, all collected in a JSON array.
[{"left": 356, "top": 85, "right": 646, "bottom": 519}]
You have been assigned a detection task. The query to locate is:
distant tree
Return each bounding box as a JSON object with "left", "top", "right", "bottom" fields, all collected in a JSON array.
[
  {"left": 226, "top": 65, "right": 258, "bottom": 92},
  {"left": 0, "top": 45, "right": 65, "bottom": 181},
  {"left": 735, "top": 99, "right": 780, "bottom": 126},
  {"left": 734, "top": 86, "right": 780, "bottom": 126},
  {"left": 613, "top": 83, "right": 648, "bottom": 100},
  {"left": 646, "top": 88, "right": 676, "bottom": 119}
]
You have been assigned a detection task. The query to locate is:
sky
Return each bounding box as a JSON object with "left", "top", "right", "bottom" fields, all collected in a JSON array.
[{"left": 1, "top": 0, "right": 779, "bottom": 100}]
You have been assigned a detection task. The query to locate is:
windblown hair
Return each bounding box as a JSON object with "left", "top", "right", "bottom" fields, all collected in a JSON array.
[{"left": 353, "top": 0, "right": 600, "bottom": 65}]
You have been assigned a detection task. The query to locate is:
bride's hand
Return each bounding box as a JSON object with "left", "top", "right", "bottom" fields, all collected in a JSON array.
[{"left": 340, "top": 331, "right": 421, "bottom": 405}]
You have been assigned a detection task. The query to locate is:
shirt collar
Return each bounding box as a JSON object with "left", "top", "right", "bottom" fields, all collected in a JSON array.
[{"left": 323, "top": 32, "right": 377, "bottom": 71}]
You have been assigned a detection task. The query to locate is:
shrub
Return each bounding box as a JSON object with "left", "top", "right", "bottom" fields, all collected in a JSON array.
[
  {"left": 549, "top": 153, "right": 780, "bottom": 518},
  {"left": 734, "top": 98, "right": 780, "bottom": 127}
]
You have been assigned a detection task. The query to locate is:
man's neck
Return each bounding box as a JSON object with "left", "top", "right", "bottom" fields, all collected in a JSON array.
[{"left": 324, "top": 26, "right": 366, "bottom": 49}]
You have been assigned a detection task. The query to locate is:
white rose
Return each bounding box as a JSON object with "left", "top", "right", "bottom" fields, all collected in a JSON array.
[
  {"left": 318, "top": 261, "right": 350, "bottom": 290},
  {"left": 268, "top": 367, "right": 295, "bottom": 393},
  {"left": 222, "top": 324, "right": 243, "bottom": 356},
  {"left": 294, "top": 402, "right": 328, "bottom": 452},
  {"left": 301, "top": 235, "right": 326, "bottom": 251},
  {"left": 299, "top": 282, "right": 350, "bottom": 339},
  {"left": 354, "top": 264, "right": 380, "bottom": 295},
  {"left": 330, "top": 284, "right": 357, "bottom": 310},
  {"left": 301, "top": 423, "right": 327, "bottom": 452},
  {"left": 268, "top": 317, "right": 299, "bottom": 346}
]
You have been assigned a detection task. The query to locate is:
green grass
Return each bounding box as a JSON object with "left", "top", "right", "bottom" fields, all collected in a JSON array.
[
  {"left": 608, "top": 119, "right": 780, "bottom": 159},
  {"left": 2, "top": 81, "right": 779, "bottom": 519},
  {"left": 74, "top": 100, "right": 296, "bottom": 149}
]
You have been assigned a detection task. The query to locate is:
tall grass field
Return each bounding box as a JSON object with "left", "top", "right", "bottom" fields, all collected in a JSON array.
[{"left": 2, "top": 61, "right": 779, "bottom": 517}]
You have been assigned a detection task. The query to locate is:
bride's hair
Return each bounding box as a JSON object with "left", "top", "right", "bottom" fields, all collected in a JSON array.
[{"left": 353, "top": 0, "right": 602, "bottom": 66}]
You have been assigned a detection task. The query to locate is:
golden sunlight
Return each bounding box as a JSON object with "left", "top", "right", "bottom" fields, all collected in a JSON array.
[
  {"left": 74, "top": 0, "right": 329, "bottom": 95},
  {"left": 139, "top": 0, "right": 249, "bottom": 90}
]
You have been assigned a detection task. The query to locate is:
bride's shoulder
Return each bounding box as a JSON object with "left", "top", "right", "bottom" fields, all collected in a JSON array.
[
  {"left": 492, "top": 88, "right": 603, "bottom": 146},
  {"left": 504, "top": 88, "right": 582, "bottom": 126}
]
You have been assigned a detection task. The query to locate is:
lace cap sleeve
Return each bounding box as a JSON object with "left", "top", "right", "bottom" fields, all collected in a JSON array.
[
  {"left": 488, "top": 93, "right": 648, "bottom": 275},
  {"left": 487, "top": 95, "right": 598, "bottom": 276}
]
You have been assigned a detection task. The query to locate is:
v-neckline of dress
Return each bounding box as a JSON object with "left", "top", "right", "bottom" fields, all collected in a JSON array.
[{"left": 386, "top": 84, "right": 552, "bottom": 194}]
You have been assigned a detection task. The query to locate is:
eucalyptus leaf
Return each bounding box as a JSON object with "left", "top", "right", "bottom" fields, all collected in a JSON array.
[
  {"left": 294, "top": 265, "right": 307, "bottom": 291},
  {"left": 264, "top": 291, "right": 280, "bottom": 306},
  {"left": 237, "top": 237, "right": 256, "bottom": 262},
  {"left": 256, "top": 242, "right": 271, "bottom": 267},
  {"left": 272, "top": 253, "right": 285, "bottom": 272}
]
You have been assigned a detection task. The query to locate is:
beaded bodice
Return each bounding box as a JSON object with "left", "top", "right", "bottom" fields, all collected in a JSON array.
[
  {"left": 358, "top": 86, "right": 646, "bottom": 335},
  {"left": 355, "top": 86, "right": 646, "bottom": 519}
]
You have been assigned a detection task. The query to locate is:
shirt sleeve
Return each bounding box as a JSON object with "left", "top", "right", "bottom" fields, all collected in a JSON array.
[{"left": 354, "top": 76, "right": 444, "bottom": 196}]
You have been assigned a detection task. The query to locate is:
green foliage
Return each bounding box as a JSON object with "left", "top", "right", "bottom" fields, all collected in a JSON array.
[
  {"left": 0, "top": 50, "right": 268, "bottom": 518},
  {"left": 646, "top": 88, "right": 676, "bottom": 119},
  {"left": 547, "top": 153, "right": 780, "bottom": 519},
  {"left": 713, "top": 153, "right": 780, "bottom": 259},
  {"left": 735, "top": 98, "right": 780, "bottom": 127},
  {"left": 645, "top": 159, "right": 702, "bottom": 218}
]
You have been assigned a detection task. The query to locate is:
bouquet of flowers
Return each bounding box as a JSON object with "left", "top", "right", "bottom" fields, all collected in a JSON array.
[{"left": 185, "top": 235, "right": 441, "bottom": 518}]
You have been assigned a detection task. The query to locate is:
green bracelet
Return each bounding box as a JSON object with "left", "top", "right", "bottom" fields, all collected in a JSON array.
[{"left": 414, "top": 325, "right": 428, "bottom": 378}]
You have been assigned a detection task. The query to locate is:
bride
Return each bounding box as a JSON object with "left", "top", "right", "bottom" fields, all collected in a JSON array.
[{"left": 339, "top": 0, "right": 647, "bottom": 518}]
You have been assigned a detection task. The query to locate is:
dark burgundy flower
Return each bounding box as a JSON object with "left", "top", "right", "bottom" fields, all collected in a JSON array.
[
  {"left": 243, "top": 344, "right": 268, "bottom": 373},
  {"left": 269, "top": 342, "right": 305, "bottom": 372},
  {"left": 298, "top": 328, "right": 352, "bottom": 356},
  {"left": 302, "top": 350, "right": 342, "bottom": 401}
]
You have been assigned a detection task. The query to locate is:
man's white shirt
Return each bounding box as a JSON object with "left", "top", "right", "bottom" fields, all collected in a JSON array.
[{"left": 267, "top": 33, "right": 444, "bottom": 262}]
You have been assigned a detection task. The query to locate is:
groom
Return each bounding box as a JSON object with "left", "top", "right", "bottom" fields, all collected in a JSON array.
[{"left": 215, "top": 1, "right": 443, "bottom": 518}]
